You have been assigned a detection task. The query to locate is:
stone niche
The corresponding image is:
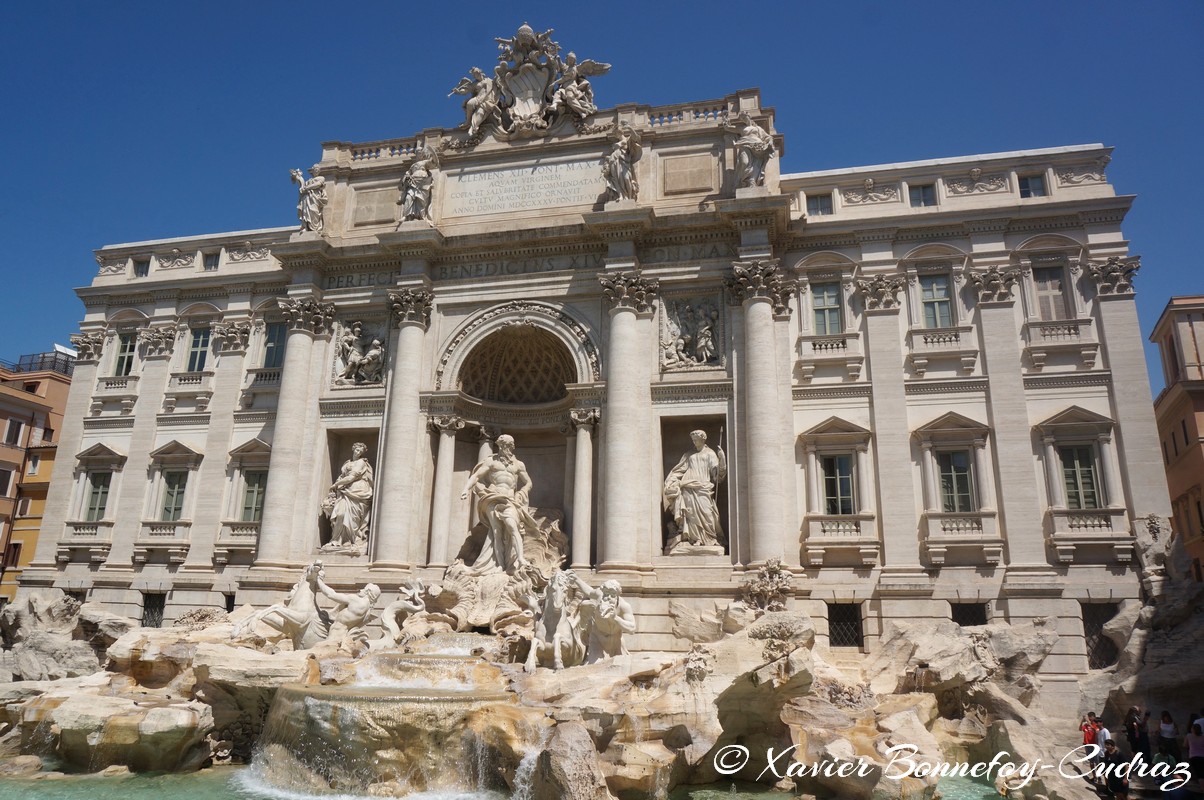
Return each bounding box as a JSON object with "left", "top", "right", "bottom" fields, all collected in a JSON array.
[
  {"left": 317, "top": 430, "right": 380, "bottom": 553},
  {"left": 660, "top": 415, "right": 729, "bottom": 555}
]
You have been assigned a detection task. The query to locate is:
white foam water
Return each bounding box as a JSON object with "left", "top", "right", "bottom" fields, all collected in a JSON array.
[{"left": 233, "top": 767, "right": 507, "bottom": 800}]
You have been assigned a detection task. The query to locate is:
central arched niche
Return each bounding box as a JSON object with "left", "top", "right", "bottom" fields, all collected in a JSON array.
[{"left": 458, "top": 325, "right": 576, "bottom": 405}]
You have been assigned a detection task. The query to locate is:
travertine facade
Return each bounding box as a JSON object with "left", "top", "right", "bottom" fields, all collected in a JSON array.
[{"left": 23, "top": 29, "right": 1171, "bottom": 710}]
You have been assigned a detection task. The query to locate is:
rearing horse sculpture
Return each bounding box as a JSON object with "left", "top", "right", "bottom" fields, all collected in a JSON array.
[
  {"left": 524, "top": 569, "right": 584, "bottom": 671},
  {"left": 231, "top": 560, "right": 330, "bottom": 650}
]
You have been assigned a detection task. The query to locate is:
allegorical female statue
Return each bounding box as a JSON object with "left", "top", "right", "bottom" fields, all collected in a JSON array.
[
  {"left": 321, "top": 442, "right": 374, "bottom": 550},
  {"left": 663, "top": 430, "right": 727, "bottom": 553},
  {"left": 602, "top": 125, "right": 641, "bottom": 202},
  {"left": 290, "top": 167, "right": 328, "bottom": 232},
  {"left": 723, "top": 112, "right": 775, "bottom": 188}
]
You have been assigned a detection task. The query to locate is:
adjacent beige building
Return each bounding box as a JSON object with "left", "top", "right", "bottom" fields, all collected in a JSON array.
[
  {"left": 0, "top": 349, "right": 74, "bottom": 604},
  {"left": 1151, "top": 296, "right": 1204, "bottom": 580},
  {"left": 20, "top": 30, "right": 1172, "bottom": 711}
]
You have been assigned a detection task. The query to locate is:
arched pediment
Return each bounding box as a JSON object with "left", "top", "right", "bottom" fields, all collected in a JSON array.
[{"left": 435, "top": 301, "right": 602, "bottom": 392}]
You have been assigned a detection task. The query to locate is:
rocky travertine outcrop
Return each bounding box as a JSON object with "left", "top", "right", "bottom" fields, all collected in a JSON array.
[{"left": 0, "top": 589, "right": 136, "bottom": 681}]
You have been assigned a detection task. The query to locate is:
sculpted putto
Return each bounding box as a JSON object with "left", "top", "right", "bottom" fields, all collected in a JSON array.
[
  {"left": 663, "top": 430, "right": 728, "bottom": 553},
  {"left": 549, "top": 52, "right": 610, "bottom": 118},
  {"left": 449, "top": 67, "right": 502, "bottom": 138},
  {"left": 321, "top": 442, "right": 374, "bottom": 551},
  {"left": 290, "top": 167, "right": 328, "bottom": 232}
]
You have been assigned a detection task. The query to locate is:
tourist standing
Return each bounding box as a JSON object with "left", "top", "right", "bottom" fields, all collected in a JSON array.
[
  {"left": 1186, "top": 723, "right": 1204, "bottom": 788},
  {"left": 1102, "top": 740, "right": 1130, "bottom": 799},
  {"left": 1160, "top": 711, "right": 1182, "bottom": 762}
]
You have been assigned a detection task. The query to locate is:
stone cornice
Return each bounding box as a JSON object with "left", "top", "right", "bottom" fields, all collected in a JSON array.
[
  {"left": 319, "top": 398, "right": 387, "bottom": 418},
  {"left": 1023, "top": 371, "right": 1112, "bottom": 390},
  {"left": 650, "top": 379, "right": 733, "bottom": 405},
  {"left": 904, "top": 378, "right": 989, "bottom": 395}
]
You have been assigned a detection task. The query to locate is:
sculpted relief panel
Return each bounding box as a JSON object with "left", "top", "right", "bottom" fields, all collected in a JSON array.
[
  {"left": 660, "top": 296, "right": 725, "bottom": 371},
  {"left": 333, "top": 320, "right": 387, "bottom": 387}
]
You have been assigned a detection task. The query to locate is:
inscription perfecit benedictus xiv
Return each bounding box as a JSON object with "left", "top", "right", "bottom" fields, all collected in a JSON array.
[
  {"left": 436, "top": 252, "right": 604, "bottom": 281},
  {"left": 444, "top": 159, "right": 604, "bottom": 217}
]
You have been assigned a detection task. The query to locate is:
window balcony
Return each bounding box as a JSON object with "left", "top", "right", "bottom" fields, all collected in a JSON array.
[
  {"left": 1022, "top": 317, "right": 1099, "bottom": 371},
  {"left": 803, "top": 513, "right": 879, "bottom": 566},
  {"left": 133, "top": 520, "right": 192, "bottom": 564},
  {"left": 797, "top": 332, "right": 864, "bottom": 382},
  {"left": 1046, "top": 507, "right": 1132, "bottom": 563},
  {"left": 906, "top": 326, "right": 978, "bottom": 377},
  {"left": 240, "top": 367, "right": 282, "bottom": 408},
  {"left": 215, "top": 520, "right": 260, "bottom": 566},
  {"left": 57, "top": 520, "right": 114, "bottom": 563},
  {"left": 91, "top": 375, "right": 139, "bottom": 415},
  {"left": 921, "top": 510, "right": 1003, "bottom": 565},
  {"left": 163, "top": 371, "right": 214, "bottom": 413}
]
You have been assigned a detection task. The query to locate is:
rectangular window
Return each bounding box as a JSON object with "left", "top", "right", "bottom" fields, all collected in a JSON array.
[
  {"left": 1182, "top": 419, "right": 1190, "bottom": 448},
  {"left": 812, "top": 283, "right": 843, "bottom": 335},
  {"left": 187, "top": 328, "right": 210, "bottom": 372},
  {"left": 1032, "top": 266, "right": 1070, "bottom": 321},
  {"left": 141, "top": 593, "right": 165, "bottom": 629},
  {"left": 1019, "top": 175, "right": 1046, "bottom": 198},
  {"left": 85, "top": 471, "right": 111, "bottom": 521},
  {"left": 133, "top": 259, "right": 150, "bottom": 278},
  {"left": 937, "top": 450, "right": 976, "bottom": 513},
  {"left": 22, "top": 382, "right": 39, "bottom": 394},
  {"left": 1060, "top": 446, "right": 1101, "bottom": 510},
  {"left": 16, "top": 497, "right": 31, "bottom": 516},
  {"left": 27, "top": 454, "right": 39, "bottom": 475},
  {"left": 806, "top": 194, "right": 833, "bottom": 216},
  {"left": 202, "top": 252, "right": 220, "bottom": 271},
  {"left": 920, "top": 275, "right": 953, "bottom": 328},
  {"left": 3, "top": 542, "right": 21, "bottom": 570},
  {"left": 4, "top": 420, "right": 20, "bottom": 445},
  {"left": 262, "top": 323, "right": 288, "bottom": 369},
  {"left": 951, "top": 602, "right": 989, "bottom": 626},
  {"left": 1082, "top": 602, "right": 1119, "bottom": 669},
  {"left": 161, "top": 470, "right": 188, "bottom": 522},
  {"left": 827, "top": 602, "right": 864, "bottom": 648},
  {"left": 821, "top": 454, "right": 855, "bottom": 515},
  {"left": 241, "top": 469, "right": 268, "bottom": 522},
  {"left": 0, "top": 469, "right": 11, "bottom": 497},
  {"left": 225, "top": 593, "right": 237, "bottom": 614},
  {"left": 909, "top": 184, "right": 937, "bottom": 207},
  {"left": 114, "top": 333, "right": 137, "bottom": 377}
]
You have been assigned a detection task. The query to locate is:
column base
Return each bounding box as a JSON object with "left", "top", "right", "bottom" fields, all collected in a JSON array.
[
  {"left": 597, "top": 561, "right": 653, "bottom": 575},
  {"left": 368, "top": 561, "right": 414, "bottom": 572}
]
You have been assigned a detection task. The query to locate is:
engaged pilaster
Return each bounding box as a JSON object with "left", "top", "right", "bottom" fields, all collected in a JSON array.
[
  {"left": 255, "top": 297, "right": 334, "bottom": 567},
  {"left": 426, "top": 414, "right": 466, "bottom": 568},
  {"left": 598, "top": 271, "right": 658, "bottom": 571},
  {"left": 372, "top": 287, "right": 434, "bottom": 569},
  {"left": 726, "top": 260, "right": 795, "bottom": 565}
]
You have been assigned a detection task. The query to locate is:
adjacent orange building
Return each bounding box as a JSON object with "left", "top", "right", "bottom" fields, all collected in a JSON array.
[
  {"left": 0, "top": 348, "right": 74, "bottom": 604},
  {"left": 1151, "top": 296, "right": 1204, "bottom": 581}
]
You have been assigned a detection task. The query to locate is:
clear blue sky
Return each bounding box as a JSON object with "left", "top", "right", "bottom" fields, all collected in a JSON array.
[{"left": 2, "top": 1, "right": 1200, "bottom": 390}]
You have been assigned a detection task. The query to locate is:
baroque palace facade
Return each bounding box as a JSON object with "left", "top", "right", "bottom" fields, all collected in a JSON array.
[{"left": 26, "top": 27, "right": 1170, "bottom": 705}]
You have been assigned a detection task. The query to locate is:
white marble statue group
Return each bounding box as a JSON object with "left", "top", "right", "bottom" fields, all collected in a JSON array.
[{"left": 235, "top": 431, "right": 639, "bottom": 669}]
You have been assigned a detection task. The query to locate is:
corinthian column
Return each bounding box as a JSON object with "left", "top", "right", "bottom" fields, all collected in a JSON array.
[
  {"left": 372, "top": 287, "right": 433, "bottom": 569},
  {"left": 256, "top": 297, "right": 335, "bottom": 567},
  {"left": 727, "top": 260, "right": 796, "bottom": 565},
  {"left": 426, "top": 414, "right": 465, "bottom": 568},
  {"left": 570, "top": 408, "right": 600, "bottom": 569},
  {"left": 598, "top": 271, "right": 658, "bottom": 571}
]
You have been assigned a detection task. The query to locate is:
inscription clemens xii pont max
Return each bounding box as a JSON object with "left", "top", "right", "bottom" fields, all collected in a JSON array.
[{"left": 444, "top": 159, "right": 603, "bottom": 217}]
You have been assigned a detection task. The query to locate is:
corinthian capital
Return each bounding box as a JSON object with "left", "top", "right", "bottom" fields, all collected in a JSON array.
[
  {"left": 726, "top": 260, "right": 796, "bottom": 317},
  {"left": 137, "top": 324, "right": 179, "bottom": 357},
  {"left": 1083, "top": 255, "right": 1140, "bottom": 296},
  {"left": 212, "top": 320, "right": 252, "bottom": 352},
  {"left": 599, "top": 271, "right": 659, "bottom": 313},
  {"left": 968, "top": 265, "right": 1022, "bottom": 303},
  {"left": 278, "top": 297, "right": 336, "bottom": 334},
  {"left": 387, "top": 288, "right": 435, "bottom": 329},
  {"left": 69, "top": 332, "right": 106, "bottom": 362},
  {"left": 853, "top": 274, "right": 906, "bottom": 311},
  {"left": 569, "top": 408, "right": 601, "bottom": 432}
]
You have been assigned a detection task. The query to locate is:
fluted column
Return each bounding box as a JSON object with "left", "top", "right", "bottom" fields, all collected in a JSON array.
[
  {"left": 371, "top": 287, "right": 433, "bottom": 569},
  {"left": 426, "top": 414, "right": 465, "bottom": 568},
  {"left": 806, "top": 446, "right": 821, "bottom": 514},
  {"left": 972, "top": 438, "right": 996, "bottom": 513},
  {"left": 570, "top": 408, "right": 599, "bottom": 569},
  {"left": 855, "top": 445, "right": 872, "bottom": 515},
  {"left": 256, "top": 297, "right": 334, "bottom": 567},
  {"left": 1043, "top": 437, "right": 1066, "bottom": 508},
  {"left": 727, "top": 260, "right": 796, "bottom": 565},
  {"left": 598, "top": 272, "right": 658, "bottom": 570}
]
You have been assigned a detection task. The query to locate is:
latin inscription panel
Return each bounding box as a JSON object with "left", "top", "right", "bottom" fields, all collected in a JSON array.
[{"left": 443, "top": 158, "right": 604, "bottom": 217}]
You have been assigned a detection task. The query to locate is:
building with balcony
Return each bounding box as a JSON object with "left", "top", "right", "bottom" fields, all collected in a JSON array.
[
  {"left": 1151, "top": 296, "right": 1204, "bottom": 580},
  {"left": 21, "top": 28, "right": 1171, "bottom": 712},
  {"left": 0, "top": 348, "right": 74, "bottom": 603}
]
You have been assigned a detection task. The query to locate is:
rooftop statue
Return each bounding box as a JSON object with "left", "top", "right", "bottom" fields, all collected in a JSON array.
[
  {"left": 290, "top": 167, "right": 327, "bottom": 232},
  {"left": 398, "top": 147, "right": 439, "bottom": 224},
  {"left": 602, "top": 125, "right": 641, "bottom": 202},
  {"left": 723, "top": 112, "right": 775, "bottom": 188},
  {"left": 448, "top": 24, "right": 610, "bottom": 143}
]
